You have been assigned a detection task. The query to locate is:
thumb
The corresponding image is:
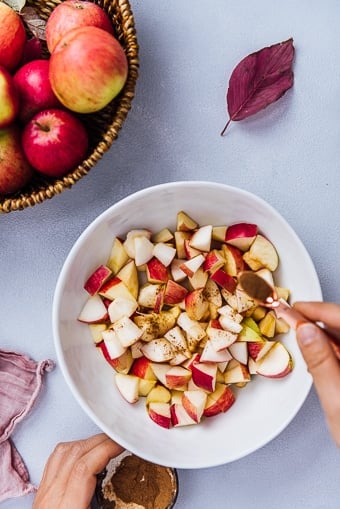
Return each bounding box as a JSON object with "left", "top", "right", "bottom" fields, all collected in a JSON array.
[{"left": 296, "top": 322, "right": 340, "bottom": 444}]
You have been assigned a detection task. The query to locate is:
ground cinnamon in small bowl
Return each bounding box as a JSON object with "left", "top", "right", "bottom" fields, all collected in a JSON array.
[{"left": 96, "top": 451, "right": 178, "bottom": 509}]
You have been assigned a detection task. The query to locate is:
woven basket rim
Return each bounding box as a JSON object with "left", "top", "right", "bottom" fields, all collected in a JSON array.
[{"left": 0, "top": 0, "right": 139, "bottom": 213}]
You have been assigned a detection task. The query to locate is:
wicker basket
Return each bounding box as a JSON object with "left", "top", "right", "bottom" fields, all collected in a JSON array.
[{"left": 0, "top": 0, "right": 139, "bottom": 213}]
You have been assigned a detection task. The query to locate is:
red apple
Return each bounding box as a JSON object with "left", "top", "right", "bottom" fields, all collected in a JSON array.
[
  {"left": 49, "top": 26, "right": 128, "bottom": 114},
  {"left": 0, "top": 125, "right": 33, "bottom": 195},
  {"left": 45, "top": 0, "right": 114, "bottom": 53},
  {"left": 0, "top": 3, "right": 27, "bottom": 72},
  {"left": 13, "top": 59, "right": 61, "bottom": 124},
  {"left": 0, "top": 65, "right": 19, "bottom": 128},
  {"left": 21, "top": 109, "right": 88, "bottom": 177}
]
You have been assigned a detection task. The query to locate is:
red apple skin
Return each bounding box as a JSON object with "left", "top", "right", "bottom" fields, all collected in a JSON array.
[
  {"left": 13, "top": 59, "right": 61, "bottom": 124},
  {"left": 0, "top": 125, "right": 33, "bottom": 195},
  {"left": 45, "top": 0, "right": 114, "bottom": 53},
  {"left": 0, "top": 3, "right": 27, "bottom": 72},
  {"left": 0, "top": 66, "right": 19, "bottom": 128},
  {"left": 49, "top": 26, "right": 128, "bottom": 114},
  {"left": 22, "top": 109, "right": 88, "bottom": 178}
]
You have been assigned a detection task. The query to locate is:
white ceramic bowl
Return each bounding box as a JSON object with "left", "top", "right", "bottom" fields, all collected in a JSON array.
[{"left": 53, "top": 181, "right": 322, "bottom": 469}]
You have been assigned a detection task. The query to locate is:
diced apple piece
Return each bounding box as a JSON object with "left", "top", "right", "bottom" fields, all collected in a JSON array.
[
  {"left": 219, "top": 315, "right": 243, "bottom": 334},
  {"left": 89, "top": 323, "right": 107, "bottom": 344},
  {"left": 275, "top": 317, "right": 290, "bottom": 334},
  {"left": 78, "top": 294, "right": 108, "bottom": 323},
  {"left": 225, "top": 223, "right": 258, "bottom": 251},
  {"left": 164, "top": 280, "right": 188, "bottom": 305},
  {"left": 164, "top": 325, "right": 188, "bottom": 352},
  {"left": 133, "top": 307, "right": 180, "bottom": 341},
  {"left": 146, "top": 384, "right": 172, "bottom": 404},
  {"left": 207, "top": 326, "right": 237, "bottom": 351},
  {"left": 138, "top": 378, "right": 157, "bottom": 396},
  {"left": 99, "top": 277, "right": 136, "bottom": 302},
  {"left": 234, "top": 287, "right": 256, "bottom": 313},
  {"left": 243, "top": 234, "right": 279, "bottom": 271},
  {"left": 182, "top": 390, "right": 207, "bottom": 423},
  {"left": 183, "top": 239, "right": 202, "bottom": 260},
  {"left": 115, "top": 373, "right": 139, "bottom": 404},
  {"left": 258, "top": 310, "right": 276, "bottom": 338},
  {"left": 102, "top": 329, "right": 127, "bottom": 359},
  {"left": 185, "top": 288, "right": 209, "bottom": 321},
  {"left": 248, "top": 340, "right": 275, "bottom": 362},
  {"left": 222, "top": 244, "right": 245, "bottom": 276},
  {"left": 210, "top": 269, "right": 237, "bottom": 293},
  {"left": 224, "top": 361, "right": 251, "bottom": 384},
  {"left": 133, "top": 236, "right": 154, "bottom": 266},
  {"left": 146, "top": 257, "right": 169, "bottom": 283},
  {"left": 123, "top": 229, "right": 152, "bottom": 259},
  {"left": 113, "top": 316, "right": 143, "bottom": 347},
  {"left": 141, "top": 338, "right": 174, "bottom": 362},
  {"left": 203, "top": 383, "right": 235, "bottom": 417},
  {"left": 200, "top": 339, "right": 233, "bottom": 363},
  {"left": 138, "top": 283, "right": 164, "bottom": 310},
  {"left": 111, "top": 349, "right": 134, "bottom": 374},
  {"left": 180, "top": 254, "right": 205, "bottom": 278},
  {"left": 256, "top": 342, "right": 293, "bottom": 378},
  {"left": 228, "top": 342, "right": 248, "bottom": 365},
  {"left": 251, "top": 305, "right": 267, "bottom": 321},
  {"left": 212, "top": 225, "right": 227, "bottom": 242},
  {"left": 275, "top": 286, "right": 290, "bottom": 301},
  {"left": 152, "top": 228, "right": 174, "bottom": 244},
  {"left": 130, "top": 340, "right": 144, "bottom": 359},
  {"left": 188, "top": 267, "right": 209, "bottom": 290},
  {"left": 165, "top": 366, "right": 192, "bottom": 390},
  {"left": 152, "top": 242, "right": 176, "bottom": 267},
  {"left": 238, "top": 324, "right": 263, "bottom": 342},
  {"left": 174, "top": 231, "right": 191, "bottom": 259},
  {"left": 176, "top": 211, "right": 198, "bottom": 232},
  {"left": 116, "top": 260, "right": 139, "bottom": 299},
  {"left": 130, "top": 356, "right": 157, "bottom": 380},
  {"left": 150, "top": 363, "right": 172, "bottom": 386},
  {"left": 148, "top": 402, "right": 172, "bottom": 429},
  {"left": 107, "top": 237, "right": 129, "bottom": 275},
  {"left": 203, "top": 249, "right": 225, "bottom": 274},
  {"left": 203, "top": 278, "right": 222, "bottom": 307},
  {"left": 170, "top": 258, "right": 187, "bottom": 282},
  {"left": 108, "top": 297, "right": 138, "bottom": 323},
  {"left": 84, "top": 265, "right": 112, "bottom": 295},
  {"left": 170, "top": 403, "right": 197, "bottom": 427},
  {"left": 189, "top": 225, "right": 213, "bottom": 252},
  {"left": 177, "top": 312, "right": 206, "bottom": 343},
  {"left": 191, "top": 361, "right": 217, "bottom": 392}
]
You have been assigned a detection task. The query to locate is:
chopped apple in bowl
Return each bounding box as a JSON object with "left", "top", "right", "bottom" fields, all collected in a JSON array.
[{"left": 77, "top": 210, "right": 293, "bottom": 429}]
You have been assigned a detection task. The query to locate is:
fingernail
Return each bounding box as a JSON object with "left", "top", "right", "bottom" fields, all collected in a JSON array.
[{"left": 297, "top": 322, "right": 320, "bottom": 345}]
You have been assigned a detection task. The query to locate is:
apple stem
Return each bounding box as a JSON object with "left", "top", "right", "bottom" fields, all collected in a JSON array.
[
  {"left": 220, "top": 119, "right": 231, "bottom": 136},
  {"left": 34, "top": 121, "right": 50, "bottom": 132}
]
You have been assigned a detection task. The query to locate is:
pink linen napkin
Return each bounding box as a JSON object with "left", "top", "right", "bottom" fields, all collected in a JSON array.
[{"left": 0, "top": 349, "right": 54, "bottom": 503}]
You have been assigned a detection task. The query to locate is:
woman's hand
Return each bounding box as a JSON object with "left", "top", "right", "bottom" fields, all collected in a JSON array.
[
  {"left": 294, "top": 301, "right": 340, "bottom": 446},
  {"left": 33, "top": 433, "right": 124, "bottom": 509}
]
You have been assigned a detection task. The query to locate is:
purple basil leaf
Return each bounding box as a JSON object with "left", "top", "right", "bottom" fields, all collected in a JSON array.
[{"left": 221, "top": 38, "right": 295, "bottom": 135}]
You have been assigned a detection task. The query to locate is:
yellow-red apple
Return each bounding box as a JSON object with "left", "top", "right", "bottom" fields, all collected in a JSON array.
[{"left": 49, "top": 26, "right": 128, "bottom": 113}]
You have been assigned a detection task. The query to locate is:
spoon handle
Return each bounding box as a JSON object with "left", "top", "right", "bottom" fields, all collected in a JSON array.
[{"left": 273, "top": 299, "right": 307, "bottom": 329}]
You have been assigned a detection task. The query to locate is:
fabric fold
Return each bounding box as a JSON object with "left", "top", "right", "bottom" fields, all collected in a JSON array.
[{"left": 0, "top": 349, "right": 54, "bottom": 503}]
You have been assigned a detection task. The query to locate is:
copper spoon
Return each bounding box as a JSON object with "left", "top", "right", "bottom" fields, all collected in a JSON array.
[
  {"left": 238, "top": 271, "right": 340, "bottom": 353},
  {"left": 238, "top": 271, "right": 306, "bottom": 330}
]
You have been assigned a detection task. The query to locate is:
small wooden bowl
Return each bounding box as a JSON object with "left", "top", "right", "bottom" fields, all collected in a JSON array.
[{"left": 0, "top": 0, "right": 139, "bottom": 213}]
